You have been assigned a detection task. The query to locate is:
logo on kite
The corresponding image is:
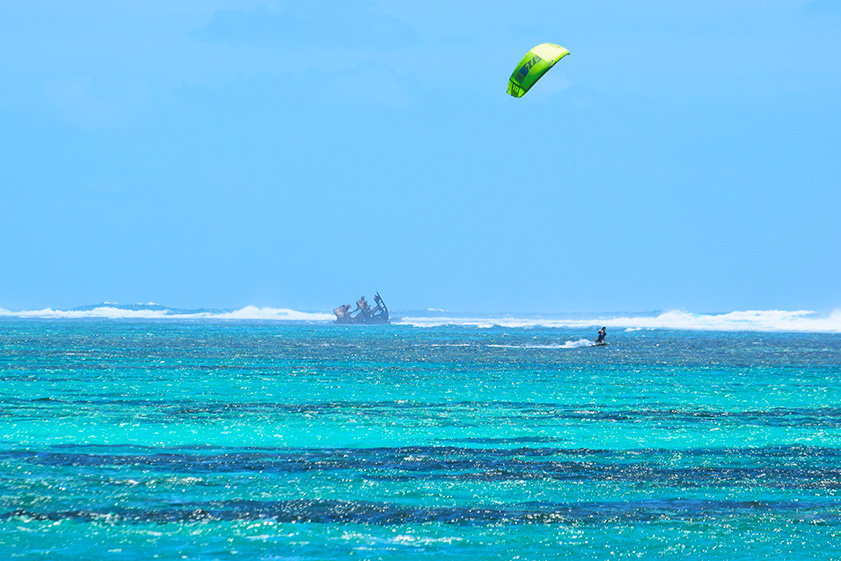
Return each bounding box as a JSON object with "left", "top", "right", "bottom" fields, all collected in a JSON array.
[
  {"left": 507, "top": 43, "right": 570, "bottom": 98},
  {"left": 515, "top": 55, "right": 540, "bottom": 83}
]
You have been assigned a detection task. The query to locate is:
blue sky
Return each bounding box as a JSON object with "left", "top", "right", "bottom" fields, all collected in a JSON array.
[{"left": 2, "top": 0, "right": 840, "bottom": 313}]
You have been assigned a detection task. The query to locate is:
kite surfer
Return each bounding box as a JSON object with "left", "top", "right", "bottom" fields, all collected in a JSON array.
[{"left": 595, "top": 327, "right": 607, "bottom": 345}]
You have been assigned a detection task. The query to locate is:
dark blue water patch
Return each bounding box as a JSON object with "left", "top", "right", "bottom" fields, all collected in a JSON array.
[
  {"left": 5, "top": 445, "right": 841, "bottom": 489},
  {"left": 452, "top": 436, "right": 571, "bottom": 444},
  {"left": 4, "top": 497, "right": 841, "bottom": 526},
  {"left": 6, "top": 396, "right": 841, "bottom": 429}
]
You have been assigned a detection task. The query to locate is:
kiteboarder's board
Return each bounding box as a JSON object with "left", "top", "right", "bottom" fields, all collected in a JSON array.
[{"left": 593, "top": 342, "right": 608, "bottom": 347}]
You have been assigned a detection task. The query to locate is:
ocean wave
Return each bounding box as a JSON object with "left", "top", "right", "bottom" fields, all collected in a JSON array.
[
  {"left": 1, "top": 305, "right": 839, "bottom": 332},
  {"left": 0, "top": 305, "right": 333, "bottom": 322},
  {"left": 394, "top": 309, "right": 841, "bottom": 333}
]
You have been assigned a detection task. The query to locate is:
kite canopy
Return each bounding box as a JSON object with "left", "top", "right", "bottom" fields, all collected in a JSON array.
[{"left": 507, "top": 43, "right": 570, "bottom": 98}]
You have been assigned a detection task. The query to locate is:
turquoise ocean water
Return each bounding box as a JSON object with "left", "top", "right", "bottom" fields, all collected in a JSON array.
[{"left": 2, "top": 318, "right": 840, "bottom": 559}]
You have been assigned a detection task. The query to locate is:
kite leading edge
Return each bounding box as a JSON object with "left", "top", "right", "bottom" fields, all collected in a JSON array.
[{"left": 507, "top": 43, "right": 570, "bottom": 98}]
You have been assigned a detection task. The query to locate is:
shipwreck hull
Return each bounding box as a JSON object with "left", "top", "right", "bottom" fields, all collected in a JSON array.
[
  {"left": 334, "top": 313, "right": 389, "bottom": 325},
  {"left": 333, "top": 293, "right": 389, "bottom": 325}
]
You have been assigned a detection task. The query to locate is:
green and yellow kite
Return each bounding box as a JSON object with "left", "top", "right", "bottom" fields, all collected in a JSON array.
[{"left": 507, "top": 43, "right": 570, "bottom": 98}]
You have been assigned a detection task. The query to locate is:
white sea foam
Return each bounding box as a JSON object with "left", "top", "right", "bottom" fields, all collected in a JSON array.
[
  {"left": 488, "top": 338, "right": 595, "bottom": 350},
  {"left": 0, "top": 305, "right": 333, "bottom": 322},
  {"left": 1, "top": 305, "right": 839, "bottom": 332},
  {"left": 560, "top": 338, "right": 598, "bottom": 348},
  {"left": 394, "top": 309, "right": 841, "bottom": 333},
  {"left": 210, "top": 306, "right": 333, "bottom": 321}
]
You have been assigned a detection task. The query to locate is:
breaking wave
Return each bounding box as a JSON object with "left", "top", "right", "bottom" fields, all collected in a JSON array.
[
  {"left": 394, "top": 309, "right": 841, "bottom": 333},
  {"left": 0, "top": 304, "right": 333, "bottom": 322},
  {"left": 0, "top": 304, "right": 839, "bottom": 333}
]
